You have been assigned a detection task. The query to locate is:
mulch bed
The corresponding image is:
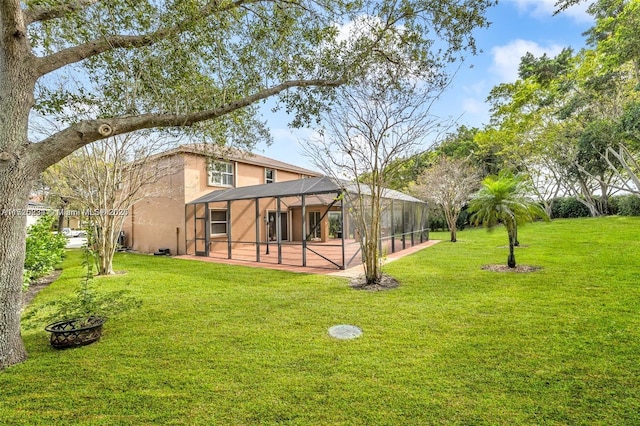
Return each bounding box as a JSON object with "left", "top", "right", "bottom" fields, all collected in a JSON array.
[
  {"left": 22, "top": 270, "right": 62, "bottom": 308},
  {"left": 350, "top": 274, "right": 400, "bottom": 291},
  {"left": 481, "top": 264, "right": 541, "bottom": 273}
]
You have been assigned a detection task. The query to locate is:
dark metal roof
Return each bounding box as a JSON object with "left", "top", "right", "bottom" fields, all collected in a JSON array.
[
  {"left": 188, "top": 176, "right": 426, "bottom": 205},
  {"left": 188, "top": 176, "right": 341, "bottom": 203},
  {"left": 343, "top": 183, "right": 426, "bottom": 203}
]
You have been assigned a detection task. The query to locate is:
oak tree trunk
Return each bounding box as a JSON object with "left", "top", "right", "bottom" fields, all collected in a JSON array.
[
  {"left": 1, "top": 19, "right": 39, "bottom": 368},
  {"left": 0, "top": 178, "right": 31, "bottom": 369}
]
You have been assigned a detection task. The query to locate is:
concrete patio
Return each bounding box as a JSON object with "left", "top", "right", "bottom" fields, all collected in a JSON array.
[{"left": 175, "top": 239, "right": 440, "bottom": 276}]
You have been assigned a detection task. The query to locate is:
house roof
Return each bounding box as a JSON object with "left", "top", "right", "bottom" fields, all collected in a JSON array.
[
  {"left": 189, "top": 176, "right": 340, "bottom": 203},
  {"left": 188, "top": 176, "right": 426, "bottom": 204},
  {"left": 164, "top": 144, "right": 322, "bottom": 177}
]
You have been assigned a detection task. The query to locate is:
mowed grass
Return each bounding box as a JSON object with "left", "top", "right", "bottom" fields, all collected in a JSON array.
[{"left": 2, "top": 217, "right": 639, "bottom": 425}]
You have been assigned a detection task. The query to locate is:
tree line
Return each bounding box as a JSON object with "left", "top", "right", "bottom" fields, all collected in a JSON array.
[{"left": 396, "top": 0, "right": 640, "bottom": 240}]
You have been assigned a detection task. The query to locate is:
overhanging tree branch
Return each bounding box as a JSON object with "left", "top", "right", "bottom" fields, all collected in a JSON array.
[
  {"left": 23, "top": 0, "right": 100, "bottom": 25},
  {"left": 30, "top": 78, "right": 342, "bottom": 170},
  {"left": 36, "top": 33, "right": 170, "bottom": 76},
  {"left": 33, "top": 0, "right": 263, "bottom": 76}
]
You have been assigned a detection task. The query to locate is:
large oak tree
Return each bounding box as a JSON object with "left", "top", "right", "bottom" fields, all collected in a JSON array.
[{"left": 0, "top": 0, "right": 494, "bottom": 368}]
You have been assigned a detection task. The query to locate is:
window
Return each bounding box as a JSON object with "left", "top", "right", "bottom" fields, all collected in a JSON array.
[
  {"left": 210, "top": 210, "right": 228, "bottom": 236},
  {"left": 265, "top": 168, "right": 275, "bottom": 184},
  {"left": 208, "top": 161, "right": 234, "bottom": 187}
]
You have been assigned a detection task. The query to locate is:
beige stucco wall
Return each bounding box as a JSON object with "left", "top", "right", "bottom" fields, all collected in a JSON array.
[
  {"left": 237, "top": 164, "right": 263, "bottom": 187},
  {"left": 230, "top": 199, "right": 259, "bottom": 242},
  {"left": 272, "top": 169, "right": 306, "bottom": 183},
  {"left": 184, "top": 154, "right": 221, "bottom": 202},
  {"left": 122, "top": 155, "right": 186, "bottom": 254},
  {"left": 127, "top": 151, "right": 321, "bottom": 255},
  {"left": 128, "top": 196, "right": 185, "bottom": 254},
  {"left": 291, "top": 208, "right": 303, "bottom": 242},
  {"left": 184, "top": 154, "right": 313, "bottom": 203}
]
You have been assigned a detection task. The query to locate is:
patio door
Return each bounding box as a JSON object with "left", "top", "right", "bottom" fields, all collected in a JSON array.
[
  {"left": 328, "top": 211, "right": 342, "bottom": 239},
  {"left": 308, "top": 211, "right": 321, "bottom": 239},
  {"left": 267, "top": 211, "right": 288, "bottom": 241}
]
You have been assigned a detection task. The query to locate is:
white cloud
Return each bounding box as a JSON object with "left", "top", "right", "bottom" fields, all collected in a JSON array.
[
  {"left": 462, "top": 97, "right": 487, "bottom": 115},
  {"left": 462, "top": 80, "right": 487, "bottom": 97},
  {"left": 509, "top": 0, "right": 595, "bottom": 23},
  {"left": 490, "top": 39, "right": 564, "bottom": 82}
]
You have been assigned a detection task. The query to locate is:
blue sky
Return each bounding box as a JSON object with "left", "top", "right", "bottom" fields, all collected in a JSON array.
[{"left": 255, "top": 0, "right": 596, "bottom": 171}]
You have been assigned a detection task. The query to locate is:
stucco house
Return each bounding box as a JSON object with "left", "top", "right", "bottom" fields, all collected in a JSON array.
[
  {"left": 123, "top": 144, "right": 429, "bottom": 271},
  {"left": 122, "top": 145, "right": 321, "bottom": 255}
]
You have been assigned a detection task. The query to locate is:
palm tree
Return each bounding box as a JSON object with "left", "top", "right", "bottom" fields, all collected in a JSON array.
[{"left": 468, "top": 172, "right": 548, "bottom": 268}]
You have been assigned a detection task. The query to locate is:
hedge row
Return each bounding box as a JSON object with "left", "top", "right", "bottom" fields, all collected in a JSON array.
[
  {"left": 429, "top": 194, "right": 640, "bottom": 230},
  {"left": 428, "top": 209, "right": 470, "bottom": 232},
  {"left": 549, "top": 195, "right": 640, "bottom": 218},
  {"left": 616, "top": 194, "right": 640, "bottom": 216}
]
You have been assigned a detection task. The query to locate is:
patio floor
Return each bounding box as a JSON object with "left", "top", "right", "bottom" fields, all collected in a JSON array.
[{"left": 175, "top": 239, "right": 440, "bottom": 276}]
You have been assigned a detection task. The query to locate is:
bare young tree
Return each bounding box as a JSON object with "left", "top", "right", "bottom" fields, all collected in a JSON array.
[
  {"left": 43, "top": 133, "right": 177, "bottom": 275},
  {"left": 412, "top": 156, "right": 479, "bottom": 242},
  {"left": 305, "top": 80, "right": 447, "bottom": 285}
]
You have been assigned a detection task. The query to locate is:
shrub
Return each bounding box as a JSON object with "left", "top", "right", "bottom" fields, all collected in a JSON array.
[
  {"left": 428, "top": 206, "right": 447, "bottom": 231},
  {"left": 550, "top": 198, "right": 566, "bottom": 219},
  {"left": 607, "top": 195, "right": 621, "bottom": 215},
  {"left": 24, "top": 214, "right": 67, "bottom": 286},
  {"left": 427, "top": 206, "right": 470, "bottom": 231},
  {"left": 550, "top": 197, "right": 592, "bottom": 218},
  {"left": 429, "top": 215, "right": 447, "bottom": 231},
  {"left": 616, "top": 195, "right": 640, "bottom": 216},
  {"left": 451, "top": 207, "right": 468, "bottom": 231},
  {"left": 22, "top": 246, "right": 141, "bottom": 328}
]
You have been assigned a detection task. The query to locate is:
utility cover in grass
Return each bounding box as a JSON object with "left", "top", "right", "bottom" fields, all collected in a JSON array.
[{"left": 328, "top": 325, "right": 362, "bottom": 340}]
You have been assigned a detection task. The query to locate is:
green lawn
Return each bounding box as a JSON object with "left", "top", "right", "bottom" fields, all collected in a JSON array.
[{"left": 3, "top": 217, "right": 639, "bottom": 425}]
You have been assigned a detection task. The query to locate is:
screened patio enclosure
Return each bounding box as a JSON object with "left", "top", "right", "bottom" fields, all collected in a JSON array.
[{"left": 185, "top": 176, "right": 429, "bottom": 271}]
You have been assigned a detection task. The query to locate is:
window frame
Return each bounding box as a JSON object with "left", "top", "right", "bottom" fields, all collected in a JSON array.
[
  {"left": 210, "top": 209, "right": 228, "bottom": 237},
  {"left": 265, "top": 168, "right": 275, "bottom": 184},
  {"left": 208, "top": 161, "right": 234, "bottom": 187}
]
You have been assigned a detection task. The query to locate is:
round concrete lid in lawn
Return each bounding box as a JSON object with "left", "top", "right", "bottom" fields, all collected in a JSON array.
[{"left": 328, "top": 324, "right": 362, "bottom": 340}]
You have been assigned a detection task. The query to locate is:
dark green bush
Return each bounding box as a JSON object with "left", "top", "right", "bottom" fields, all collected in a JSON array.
[
  {"left": 550, "top": 197, "right": 592, "bottom": 218},
  {"left": 427, "top": 207, "right": 469, "bottom": 231},
  {"left": 428, "top": 214, "right": 447, "bottom": 232},
  {"left": 606, "top": 195, "right": 620, "bottom": 215},
  {"left": 616, "top": 194, "right": 640, "bottom": 216},
  {"left": 550, "top": 198, "right": 562, "bottom": 219},
  {"left": 456, "top": 207, "right": 470, "bottom": 230},
  {"left": 24, "top": 214, "right": 67, "bottom": 286}
]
